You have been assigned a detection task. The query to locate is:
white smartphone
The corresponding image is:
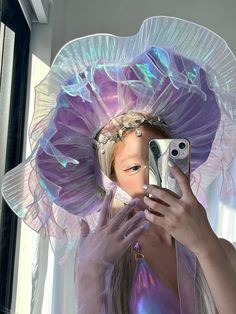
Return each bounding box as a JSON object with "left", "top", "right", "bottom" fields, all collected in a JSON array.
[{"left": 148, "top": 138, "right": 191, "bottom": 197}]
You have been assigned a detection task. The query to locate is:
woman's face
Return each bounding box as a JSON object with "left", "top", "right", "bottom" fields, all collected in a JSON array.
[{"left": 113, "top": 126, "right": 166, "bottom": 201}]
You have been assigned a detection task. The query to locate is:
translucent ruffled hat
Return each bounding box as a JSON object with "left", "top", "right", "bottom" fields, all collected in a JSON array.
[
  {"left": 1, "top": 16, "right": 236, "bottom": 253},
  {"left": 2, "top": 16, "right": 236, "bottom": 314}
]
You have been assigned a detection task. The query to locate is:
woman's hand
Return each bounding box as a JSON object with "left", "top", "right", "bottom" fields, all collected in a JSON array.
[
  {"left": 77, "top": 191, "right": 150, "bottom": 270},
  {"left": 143, "top": 163, "right": 215, "bottom": 255},
  {"left": 75, "top": 192, "right": 149, "bottom": 314}
]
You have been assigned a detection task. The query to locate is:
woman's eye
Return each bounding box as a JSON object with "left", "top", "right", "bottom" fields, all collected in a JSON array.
[{"left": 126, "top": 165, "right": 141, "bottom": 173}]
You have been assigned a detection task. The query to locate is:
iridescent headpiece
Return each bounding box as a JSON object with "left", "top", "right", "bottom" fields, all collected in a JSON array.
[
  {"left": 94, "top": 113, "right": 171, "bottom": 153},
  {"left": 1, "top": 16, "right": 236, "bottom": 252}
]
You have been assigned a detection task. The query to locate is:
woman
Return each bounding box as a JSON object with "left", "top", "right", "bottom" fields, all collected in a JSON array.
[
  {"left": 76, "top": 111, "right": 236, "bottom": 314},
  {"left": 2, "top": 16, "right": 236, "bottom": 313}
]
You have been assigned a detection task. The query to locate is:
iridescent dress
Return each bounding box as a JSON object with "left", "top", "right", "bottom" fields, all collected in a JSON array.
[{"left": 130, "top": 242, "right": 180, "bottom": 314}]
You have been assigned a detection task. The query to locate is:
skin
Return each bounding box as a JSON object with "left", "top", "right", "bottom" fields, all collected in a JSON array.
[
  {"left": 77, "top": 126, "right": 236, "bottom": 314},
  {"left": 114, "top": 126, "right": 236, "bottom": 313},
  {"left": 113, "top": 127, "right": 180, "bottom": 295}
]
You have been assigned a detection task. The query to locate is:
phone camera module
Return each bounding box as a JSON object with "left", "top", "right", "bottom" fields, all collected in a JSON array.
[
  {"left": 179, "top": 142, "right": 186, "bottom": 149},
  {"left": 171, "top": 149, "right": 178, "bottom": 157}
]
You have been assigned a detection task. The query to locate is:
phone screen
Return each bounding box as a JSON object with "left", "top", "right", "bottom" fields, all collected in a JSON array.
[{"left": 148, "top": 139, "right": 190, "bottom": 196}]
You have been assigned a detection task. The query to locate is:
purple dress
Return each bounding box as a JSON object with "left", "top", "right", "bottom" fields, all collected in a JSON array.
[{"left": 130, "top": 244, "right": 180, "bottom": 314}]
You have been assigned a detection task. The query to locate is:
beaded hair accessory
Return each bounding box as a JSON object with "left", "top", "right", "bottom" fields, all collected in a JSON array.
[{"left": 94, "top": 116, "right": 170, "bottom": 154}]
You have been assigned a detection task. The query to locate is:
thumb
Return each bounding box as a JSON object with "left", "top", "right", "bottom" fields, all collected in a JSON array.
[
  {"left": 79, "top": 219, "right": 90, "bottom": 238},
  {"left": 77, "top": 219, "right": 90, "bottom": 251}
]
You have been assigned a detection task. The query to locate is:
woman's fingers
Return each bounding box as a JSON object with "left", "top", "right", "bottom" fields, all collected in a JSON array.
[
  {"left": 78, "top": 219, "right": 90, "bottom": 249},
  {"left": 97, "top": 190, "right": 113, "bottom": 228},
  {"left": 109, "top": 199, "right": 138, "bottom": 231},
  {"left": 144, "top": 185, "right": 177, "bottom": 208},
  {"left": 123, "top": 220, "right": 150, "bottom": 246},
  {"left": 117, "top": 211, "right": 145, "bottom": 239},
  {"left": 143, "top": 196, "right": 170, "bottom": 216},
  {"left": 169, "top": 163, "right": 192, "bottom": 198},
  {"left": 79, "top": 219, "right": 90, "bottom": 237},
  {"left": 160, "top": 187, "right": 180, "bottom": 199},
  {"left": 144, "top": 210, "right": 167, "bottom": 228}
]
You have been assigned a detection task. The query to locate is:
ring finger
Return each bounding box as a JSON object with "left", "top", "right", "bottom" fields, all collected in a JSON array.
[{"left": 144, "top": 196, "right": 172, "bottom": 217}]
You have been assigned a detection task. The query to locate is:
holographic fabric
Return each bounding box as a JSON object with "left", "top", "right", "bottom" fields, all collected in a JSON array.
[
  {"left": 130, "top": 242, "right": 180, "bottom": 314},
  {"left": 130, "top": 257, "right": 180, "bottom": 314},
  {"left": 1, "top": 17, "right": 236, "bottom": 284},
  {"left": 34, "top": 46, "right": 220, "bottom": 216}
]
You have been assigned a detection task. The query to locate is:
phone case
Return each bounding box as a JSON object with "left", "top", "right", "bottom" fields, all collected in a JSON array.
[{"left": 148, "top": 139, "right": 191, "bottom": 196}]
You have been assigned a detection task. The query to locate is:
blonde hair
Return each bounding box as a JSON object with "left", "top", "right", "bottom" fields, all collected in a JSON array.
[{"left": 96, "top": 111, "right": 170, "bottom": 314}]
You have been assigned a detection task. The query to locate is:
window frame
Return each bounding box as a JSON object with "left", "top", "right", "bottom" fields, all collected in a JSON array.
[{"left": 0, "top": 0, "right": 30, "bottom": 312}]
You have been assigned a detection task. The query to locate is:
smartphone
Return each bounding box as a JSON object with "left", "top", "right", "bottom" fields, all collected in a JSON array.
[{"left": 148, "top": 139, "right": 191, "bottom": 197}]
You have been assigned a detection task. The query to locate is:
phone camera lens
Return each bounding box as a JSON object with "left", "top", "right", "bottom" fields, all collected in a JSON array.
[
  {"left": 171, "top": 149, "right": 178, "bottom": 156},
  {"left": 179, "top": 142, "right": 186, "bottom": 149}
]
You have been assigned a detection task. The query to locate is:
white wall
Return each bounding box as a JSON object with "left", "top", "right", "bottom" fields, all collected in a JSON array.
[{"left": 50, "top": 0, "right": 236, "bottom": 61}]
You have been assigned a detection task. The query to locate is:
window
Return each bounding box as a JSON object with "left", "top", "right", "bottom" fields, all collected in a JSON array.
[{"left": 0, "top": 0, "right": 30, "bottom": 312}]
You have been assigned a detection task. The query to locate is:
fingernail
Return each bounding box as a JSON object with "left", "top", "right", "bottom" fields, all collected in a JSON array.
[
  {"left": 79, "top": 218, "right": 86, "bottom": 226},
  {"left": 141, "top": 220, "right": 150, "bottom": 230},
  {"left": 143, "top": 184, "right": 149, "bottom": 190},
  {"left": 168, "top": 160, "right": 174, "bottom": 167}
]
